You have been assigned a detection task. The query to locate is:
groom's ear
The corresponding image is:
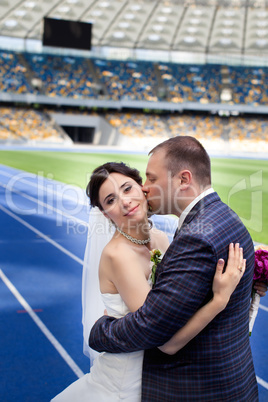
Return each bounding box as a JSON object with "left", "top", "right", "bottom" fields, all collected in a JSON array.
[{"left": 177, "top": 170, "right": 192, "bottom": 189}]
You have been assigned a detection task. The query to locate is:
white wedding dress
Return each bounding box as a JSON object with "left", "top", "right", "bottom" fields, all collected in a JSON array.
[{"left": 51, "top": 292, "right": 144, "bottom": 402}]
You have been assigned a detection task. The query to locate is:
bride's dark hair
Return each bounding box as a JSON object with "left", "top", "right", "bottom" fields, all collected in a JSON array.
[{"left": 86, "top": 162, "right": 143, "bottom": 210}]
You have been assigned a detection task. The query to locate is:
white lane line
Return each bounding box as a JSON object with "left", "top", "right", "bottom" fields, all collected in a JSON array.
[
  {"left": 0, "top": 182, "right": 89, "bottom": 227},
  {"left": 0, "top": 168, "right": 88, "bottom": 206},
  {"left": 0, "top": 204, "right": 84, "bottom": 266},
  {"left": 257, "top": 376, "right": 268, "bottom": 390},
  {"left": 0, "top": 269, "right": 84, "bottom": 379},
  {"left": 259, "top": 304, "right": 268, "bottom": 312}
]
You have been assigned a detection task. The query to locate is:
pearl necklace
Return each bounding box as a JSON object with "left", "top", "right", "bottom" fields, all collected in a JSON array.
[{"left": 116, "top": 226, "right": 151, "bottom": 245}]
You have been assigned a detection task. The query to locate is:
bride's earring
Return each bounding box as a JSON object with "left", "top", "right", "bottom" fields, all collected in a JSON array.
[{"left": 148, "top": 219, "right": 153, "bottom": 230}]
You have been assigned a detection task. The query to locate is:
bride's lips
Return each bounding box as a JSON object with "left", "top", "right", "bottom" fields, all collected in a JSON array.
[{"left": 124, "top": 205, "right": 139, "bottom": 216}]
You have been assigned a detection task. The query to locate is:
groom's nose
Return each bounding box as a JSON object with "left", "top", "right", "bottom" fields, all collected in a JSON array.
[{"left": 142, "top": 183, "right": 150, "bottom": 194}]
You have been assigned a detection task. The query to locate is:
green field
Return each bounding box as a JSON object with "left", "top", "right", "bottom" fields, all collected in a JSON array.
[{"left": 1, "top": 150, "right": 267, "bottom": 244}]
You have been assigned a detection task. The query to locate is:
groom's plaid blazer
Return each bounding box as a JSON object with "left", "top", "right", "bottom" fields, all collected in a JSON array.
[{"left": 90, "top": 192, "right": 258, "bottom": 401}]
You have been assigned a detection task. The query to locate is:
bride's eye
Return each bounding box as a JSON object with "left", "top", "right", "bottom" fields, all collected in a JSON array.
[
  {"left": 107, "top": 197, "right": 115, "bottom": 205},
  {"left": 124, "top": 185, "right": 132, "bottom": 193}
]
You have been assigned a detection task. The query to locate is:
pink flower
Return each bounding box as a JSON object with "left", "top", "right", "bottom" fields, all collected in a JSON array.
[
  {"left": 249, "top": 246, "right": 268, "bottom": 335},
  {"left": 253, "top": 249, "right": 268, "bottom": 283}
]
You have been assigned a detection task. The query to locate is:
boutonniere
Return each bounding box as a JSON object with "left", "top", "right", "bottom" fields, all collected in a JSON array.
[
  {"left": 249, "top": 245, "right": 268, "bottom": 335},
  {"left": 150, "top": 249, "right": 162, "bottom": 285}
]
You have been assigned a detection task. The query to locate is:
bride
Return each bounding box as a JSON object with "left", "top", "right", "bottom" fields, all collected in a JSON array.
[{"left": 52, "top": 161, "right": 248, "bottom": 401}]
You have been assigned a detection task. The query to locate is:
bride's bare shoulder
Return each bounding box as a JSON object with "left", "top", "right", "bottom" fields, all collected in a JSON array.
[
  {"left": 101, "top": 238, "right": 135, "bottom": 262},
  {"left": 151, "top": 228, "right": 170, "bottom": 252}
]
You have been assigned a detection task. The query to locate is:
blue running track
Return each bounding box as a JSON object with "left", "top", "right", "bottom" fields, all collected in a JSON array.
[{"left": 0, "top": 164, "right": 267, "bottom": 401}]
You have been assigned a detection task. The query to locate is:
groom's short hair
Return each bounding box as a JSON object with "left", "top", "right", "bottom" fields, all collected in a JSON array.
[{"left": 149, "top": 136, "right": 211, "bottom": 186}]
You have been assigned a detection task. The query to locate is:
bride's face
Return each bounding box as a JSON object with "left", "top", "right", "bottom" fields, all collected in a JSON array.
[{"left": 98, "top": 172, "right": 148, "bottom": 228}]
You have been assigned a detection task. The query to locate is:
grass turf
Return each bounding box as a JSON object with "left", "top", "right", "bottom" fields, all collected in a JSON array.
[{"left": 0, "top": 150, "right": 267, "bottom": 244}]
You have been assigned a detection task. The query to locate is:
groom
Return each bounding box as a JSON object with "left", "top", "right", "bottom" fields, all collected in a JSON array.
[{"left": 89, "top": 136, "right": 258, "bottom": 401}]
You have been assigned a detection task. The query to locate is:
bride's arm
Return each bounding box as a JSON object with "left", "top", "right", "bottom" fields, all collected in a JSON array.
[
  {"left": 158, "top": 243, "right": 245, "bottom": 355},
  {"left": 103, "top": 243, "right": 152, "bottom": 312},
  {"left": 101, "top": 229, "right": 170, "bottom": 312}
]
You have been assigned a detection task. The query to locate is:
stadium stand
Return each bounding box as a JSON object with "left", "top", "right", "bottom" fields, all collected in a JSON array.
[
  {"left": 94, "top": 59, "right": 158, "bottom": 101},
  {"left": 77, "top": 108, "right": 268, "bottom": 154},
  {"left": 229, "top": 66, "right": 268, "bottom": 106},
  {"left": 105, "top": 112, "right": 167, "bottom": 138},
  {"left": 24, "top": 53, "right": 96, "bottom": 99},
  {"left": 0, "top": 107, "right": 71, "bottom": 143},
  {"left": 0, "top": 1, "right": 268, "bottom": 151},
  {"left": 0, "top": 51, "right": 34, "bottom": 94},
  {"left": 1, "top": 48, "right": 268, "bottom": 111},
  {"left": 160, "top": 63, "right": 221, "bottom": 103},
  {"left": 105, "top": 111, "right": 267, "bottom": 141},
  {"left": 1, "top": 49, "right": 268, "bottom": 109}
]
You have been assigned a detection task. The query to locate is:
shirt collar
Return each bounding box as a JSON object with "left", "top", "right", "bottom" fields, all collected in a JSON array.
[{"left": 178, "top": 187, "right": 215, "bottom": 230}]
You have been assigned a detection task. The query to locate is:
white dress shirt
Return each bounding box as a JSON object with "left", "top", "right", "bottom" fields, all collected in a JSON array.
[{"left": 177, "top": 188, "right": 215, "bottom": 231}]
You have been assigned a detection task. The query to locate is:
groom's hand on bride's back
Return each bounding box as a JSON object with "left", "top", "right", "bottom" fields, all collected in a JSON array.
[{"left": 254, "top": 282, "right": 267, "bottom": 297}]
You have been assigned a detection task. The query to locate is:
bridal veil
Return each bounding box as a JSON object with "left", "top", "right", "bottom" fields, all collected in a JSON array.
[{"left": 82, "top": 207, "right": 114, "bottom": 365}]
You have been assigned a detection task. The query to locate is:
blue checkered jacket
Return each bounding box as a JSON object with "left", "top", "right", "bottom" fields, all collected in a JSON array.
[{"left": 89, "top": 192, "right": 258, "bottom": 401}]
